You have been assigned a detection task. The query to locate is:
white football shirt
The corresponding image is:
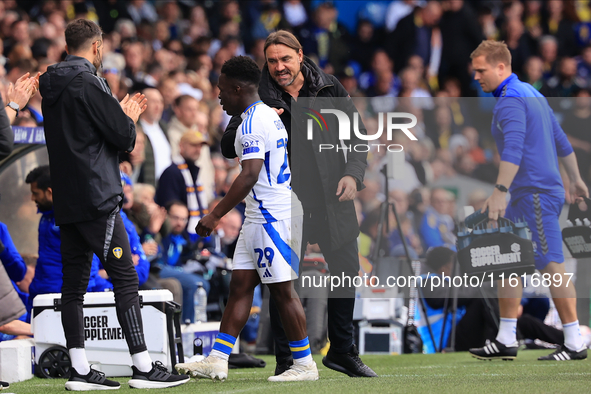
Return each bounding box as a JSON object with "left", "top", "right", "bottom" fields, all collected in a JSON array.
[{"left": 235, "top": 101, "right": 302, "bottom": 223}]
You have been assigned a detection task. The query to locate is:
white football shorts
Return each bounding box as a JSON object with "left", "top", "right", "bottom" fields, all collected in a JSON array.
[{"left": 232, "top": 216, "right": 302, "bottom": 284}]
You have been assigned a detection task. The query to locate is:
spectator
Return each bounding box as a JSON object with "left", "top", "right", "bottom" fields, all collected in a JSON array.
[
  {"left": 137, "top": 87, "right": 172, "bottom": 186},
  {"left": 562, "top": 88, "right": 591, "bottom": 186},
  {"left": 122, "top": 40, "right": 145, "bottom": 89},
  {"left": 388, "top": 1, "right": 443, "bottom": 75},
  {"left": 462, "top": 126, "right": 486, "bottom": 165},
  {"left": 388, "top": 188, "right": 423, "bottom": 258},
  {"left": 478, "top": 6, "right": 499, "bottom": 41},
  {"left": 541, "top": 57, "right": 587, "bottom": 97},
  {"left": 156, "top": 130, "right": 209, "bottom": 241},
  {"left": 101, "top": 52, "right": 125, "bottom": 100},
  {"left": 542, "top": 0, "right": 577, "bottom": 58},
  {"left": 419, "top": 188, "right": 456, "bottom": 249},
  {"left": 127, "top": 0, "right": 158, "bottom": 25},
  {"left": 168, "top": 94, "right": 199, "bottom": 159},
  {"left": 576, "top": 45, "right": 591, "bottom": 85},
  {"left": 523, "top": 0, "right": 543, "bottom": 41},
  {"left": 359, "top": 49, "right": 400, "bottom": 95},
  {"left": 158, "top": 201, "right": 210, "bottom": 323},
  {"left": 300, "top": 2, "right": 350, "bottom": 75},
  {"left": 439, "top": 0, "right": 485, "bottom": 96},
  {"left": 539, "top": 35, "right": 559, "bottom": 80},
  {"left": 385, "top": 0, "right": 419, "bottom": 33},
  {"left": 523, "top": 56, "right": 544, "bottom": 90},
  {"left": 503, "top": 18, "right": 531, "bottom": 78},
  {"left": 368, "top": 71, "right": 398, "bottom": 112},
  {"left": 158, "top": 75, "right": 181, "bottom": 123},
  {"left": 399, "top": 67, "right": 434, "bottom": 109},
  {"left": 129, "top": 182, "right": 167, "bottom": 243},
  {"left": 282, "top": 0, "right": 308, "bottom": 30},
  {"left": 350, "top": 19, "right": 379, "bottom": 73},
  {"left": 217, "top": 208, "right": 243, "bottom": 259},
  {"left": 249, "top": 1, "right": 291, "bottom": 41}
]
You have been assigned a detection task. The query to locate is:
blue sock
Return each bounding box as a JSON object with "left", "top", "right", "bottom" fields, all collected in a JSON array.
[
  {"left": 289, "top": 337, "right": 313, "bottom": 366},
  {"left": 210, "top": 333, "right": 236, "bottom": 361}
]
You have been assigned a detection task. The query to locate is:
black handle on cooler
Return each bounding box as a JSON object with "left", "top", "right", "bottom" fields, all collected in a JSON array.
[{"left": 464, "top": 209, "right": 489, "bottom": 228}]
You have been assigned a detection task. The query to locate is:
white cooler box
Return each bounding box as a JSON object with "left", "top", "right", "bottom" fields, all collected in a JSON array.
[{"left": 32, "top": 290, "right": 184, "bottom": 378}]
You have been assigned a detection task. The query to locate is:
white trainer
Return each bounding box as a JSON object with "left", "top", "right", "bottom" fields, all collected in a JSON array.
[
  {"left": 175, "top": 355, "right": 228, "bottom": 381},
  {"left": 267, "top": 362, "right": 319, "bottom": 382}
]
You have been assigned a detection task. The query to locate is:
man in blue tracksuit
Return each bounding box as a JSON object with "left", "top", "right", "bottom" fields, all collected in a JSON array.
[
  {"left": 469, "top": 40, "right": 589, "bottom": 362},
  {"left": 25, "top": 166, "right": 100, "bottom": 307}
]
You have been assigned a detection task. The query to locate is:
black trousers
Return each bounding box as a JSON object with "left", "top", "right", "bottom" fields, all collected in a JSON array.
[
  {"left": 517, "top": 313, "right": 564, "bottom": 346},
  {"left": 454, "top": 298, "right": 564, "bottom": 351},
  {"left": 269, "top": 208, "right": 359, "bottom": 361},
  {"left": 60, "top": 206, "right": 147, "bottom": 354},
  {"left": 454, "top": 297, "right": 499, "bottom": 351}
]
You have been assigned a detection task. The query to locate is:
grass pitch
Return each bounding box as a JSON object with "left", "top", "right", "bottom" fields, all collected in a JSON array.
[{"left": 7, "top": 351, "right": 591, "bottom": 394}]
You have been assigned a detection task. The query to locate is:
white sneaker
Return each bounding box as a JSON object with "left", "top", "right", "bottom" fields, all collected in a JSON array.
[
  {"left": 175, "top": 355, "right": 228, "bottom": 381},
  {"left": 267, "top": 362, "right": 319, "bottom": 382}
]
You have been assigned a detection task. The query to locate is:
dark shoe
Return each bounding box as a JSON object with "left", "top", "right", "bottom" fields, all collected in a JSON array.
[
  {"left": 274, "top": 357, "right": 294, "bottom": 376},
  {"left": 322, "top": 345, "right": 378, "bottom": 377},
  {"left": 1, "top": 381, "right": 9, "bottom": 390},
  {"left": 65, "top": 368, "right": 120, "bottom": 391},
  {"left": 538, "top": 345, "right": 588, "bottom": 361},
  {"left": 128, "top": 361, "right": 190, "bottom": 389},
  {"left": 469, "top": 339, "right": 518, "bottom": 361}
]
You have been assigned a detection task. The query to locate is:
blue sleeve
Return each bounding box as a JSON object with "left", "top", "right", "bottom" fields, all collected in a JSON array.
[
  {"left": 497, "top": 97, "right": 526, "bottom": 166},
  {"left": 419, "top": 213, "right": 444, "bottom": 249},
  {"left": 550, "top": 111, "right": 574, "bottom": 158},
  {"left": 134, "top": 245, "right": 149, "bottom": 286},
  {"left": 122, "top": 213, "right": 149, "bottom": 286},
  {"left": 0, "top": 223, "right": 27, "bottom": 282}
]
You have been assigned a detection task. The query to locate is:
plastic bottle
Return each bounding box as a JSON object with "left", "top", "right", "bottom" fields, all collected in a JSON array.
[
  {"left": 584, "top": 218, "right": 591, "bottom": 227},
  {"left": 566, "top": 220, "right": 574, "bottom": 227},
  {"left": 575, "top": 219, "right": 583, "bottom": 227},
  {"left": 194, "top": 282, "right": 208, "bottom": 323}
]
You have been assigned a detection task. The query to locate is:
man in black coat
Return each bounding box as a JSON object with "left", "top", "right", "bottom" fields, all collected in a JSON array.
[
  {"left": 221, "top": 30, "right": 376, "bottom": 377},
  {"left": 40, "top": 19, "right": 188, "bottom": 390},
  {"left": 387, "top": 1, "right": 442, "bottom": 75}
]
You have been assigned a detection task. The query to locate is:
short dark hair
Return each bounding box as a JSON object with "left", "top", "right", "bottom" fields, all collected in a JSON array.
[
  {"left": 166, "top": 200, "right": 188, "bottom": 213},
  {"left": 65, "top": 19, "right": 102, "bottom": 53},
  {"left": 174, "top": 94, "right": 198, "bottom": 107},
  {"left": 25, "top": 165, "right": 51, "bottom": 190},
  {"left": 425, "top": 246, "right": 456, "bottom": 272},
  {"left": 221, "top": 56, "right": 261, "bottom": 86}
]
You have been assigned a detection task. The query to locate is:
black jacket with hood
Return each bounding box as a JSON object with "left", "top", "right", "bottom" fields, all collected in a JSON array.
[
  {"left": 40, "top": 55, "right": 135, "bottom": 225},
  {"left": 221, "top": 57, "right": 367, "bottom": 251}
]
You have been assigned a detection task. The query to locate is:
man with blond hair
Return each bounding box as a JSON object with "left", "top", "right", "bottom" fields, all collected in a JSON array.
[{"left": 469, "top": 40, "right": 589, "bottom": 361}]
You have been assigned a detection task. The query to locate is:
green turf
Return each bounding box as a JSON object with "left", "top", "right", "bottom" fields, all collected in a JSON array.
[{"left": 6, "top": 351, "right": 591, "bottom": 394}]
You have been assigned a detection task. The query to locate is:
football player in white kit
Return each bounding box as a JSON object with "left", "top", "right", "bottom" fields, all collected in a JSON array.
[{"left": 175, "top": 56, "right": 318, "bottom": 382}]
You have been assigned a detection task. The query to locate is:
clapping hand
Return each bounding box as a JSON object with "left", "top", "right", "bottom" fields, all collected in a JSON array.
[
  {"left": 120, "top": 93, "right": 148, "bottom": 123},
  {"left": 8, "top": 72, "right": 40, "bottom": 109}
]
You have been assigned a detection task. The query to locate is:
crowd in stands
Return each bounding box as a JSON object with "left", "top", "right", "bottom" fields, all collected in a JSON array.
[{"left": 2, "top": 0, "right": 591, "bottom": 348}]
